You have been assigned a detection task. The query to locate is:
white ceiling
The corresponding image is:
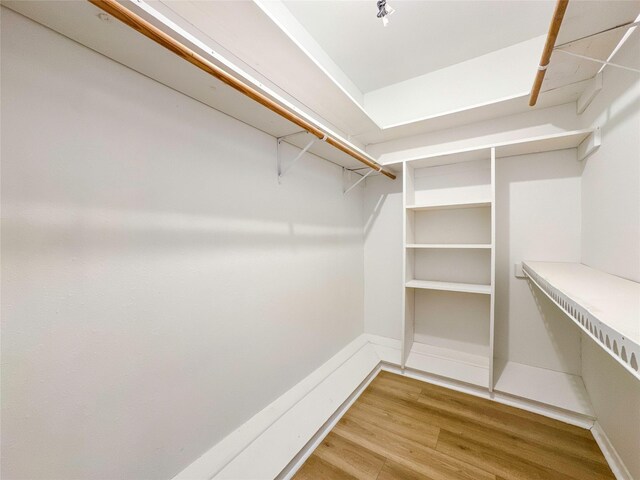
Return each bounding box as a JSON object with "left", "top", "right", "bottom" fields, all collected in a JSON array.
[{"left": 282, "top": 0, "right": 556, "bottom": 93}]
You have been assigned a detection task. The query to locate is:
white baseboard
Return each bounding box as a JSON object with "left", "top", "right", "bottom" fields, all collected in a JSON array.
[
  {"left": 276, "top": 364, "right": 382, "bottom": 480},
  {"left": 172, "top": 334, "right": 379, "bottom": 480},
  {"left": 173, "top": 334, "right": 628, "bottom": 480},
  {"left": 591, "top": 421, "right": 633, "bottom": 480},
  {"left": 363, "top": 333, "right": 402, "bottom": 364}
]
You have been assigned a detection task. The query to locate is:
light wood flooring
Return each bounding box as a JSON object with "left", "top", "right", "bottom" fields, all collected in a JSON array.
[{"left": 293, "top": 370, "right": 614, "bottom": 480}]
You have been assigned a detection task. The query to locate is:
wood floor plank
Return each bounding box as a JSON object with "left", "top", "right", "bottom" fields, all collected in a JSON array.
[
  {"left": 368, "top": 373, "right": 424, "bottom": 398},
  {"left": 418, "top": 380, "right": 594, "bottom": 439},
  {"left": 378, "top": 371, "right": 592, "bottom": 438},
  {"left": 334, "top": 415, "right": 496, "bottom": 480},
  {"left": 292, "top": 372, "right": 615, "bottom": 480},
  {"left": 416, "top": 390, "right": 607, "bottom": 464},
  {"left": 313, "top": 432, "right": 386, "bottom": 480},
  {"left": 360, "top": 385, "right": 604, "bottom": 464},
  {"left": 346, "top": 401, "right": 440, "bottom": 449},
  {"left": 365, "top": 378, "right": 422, "bottom": 401},
  {"left": 352, "top": 391, "right": 609, "bottom": 478},
  {"left": 293, "top": 454, "right": 359, "bottom": 480},
  {"left": 376, "top": 460, "right": 435, "bottom": 480},
  {"left": 435, "top": 429, "right": 613, "bottom": 480}
]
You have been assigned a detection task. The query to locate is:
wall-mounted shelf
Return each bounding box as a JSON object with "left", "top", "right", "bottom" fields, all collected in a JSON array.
[
  {"left": 406, "top": 280, "right": 491, "bottom": 295},
  {"left": 400, "top": 129, "right": 599, "bottom": 169},
  {"left": 406, "top": 200, "right": 491, "bottom": 211},
  {"left": 406, "top": 244, "right": 492, "bottom": 249},
  {"left": 523, "top": 261, "right": 640, "bottom": 381}
]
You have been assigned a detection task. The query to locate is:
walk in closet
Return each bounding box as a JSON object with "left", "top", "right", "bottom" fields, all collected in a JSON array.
[{"left": 2, "top": 1, "right": 639, "bottom": 479}]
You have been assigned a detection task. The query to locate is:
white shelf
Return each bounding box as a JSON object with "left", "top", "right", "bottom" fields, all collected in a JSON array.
[
  {"left": 403, "top": 129, "right": 598, "bottom": 168},
  {"left": 406, "top": 280, "right": 491, "bottom": 295},
  {"left": 406, "top": 200, "right": 491, "bottom": 211},
  {"left": 494, "top": 360, "right": 594, "bottom": 417},
  {"left": 523, "top": 261, "right": 640, "bottom": 381},
  {"left": 3, "top": 1, "right": 395, "bottom": 174},
  {"left": 406, "top": 243, "right": 492, "bottom": 249},
  {"left": 405, "top": 343, "right": 490, "bottom": 388}
]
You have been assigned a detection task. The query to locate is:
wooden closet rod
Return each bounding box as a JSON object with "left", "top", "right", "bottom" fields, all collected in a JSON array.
[
  {"left": 529, "top": 0, "right": 569, "bottom": 106},
  {"left": 88, "top": 0, "right": 396, "bottom": 180}
]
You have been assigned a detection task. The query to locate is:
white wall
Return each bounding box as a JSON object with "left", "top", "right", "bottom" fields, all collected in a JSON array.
[
  {"left": 579, "top": 29, "right": 640, "bottom": 283},
  {"left": 1, "top": 9, "right": 364, "bottom": 479},
  {"left": 582, "top": 340, "right": 640, "bottom": 478},
  {"left": 578, "top": 29, "right": 640, "bottom": 479},
  {"left": 362, "top": 174, "right": 403, "bottom": 340},
  {"left": 495, "top": 150, "right": 583, "bottom": 373}
]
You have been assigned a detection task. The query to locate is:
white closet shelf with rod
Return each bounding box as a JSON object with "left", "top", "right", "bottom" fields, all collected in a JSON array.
[
  {"left": 523, "top": 261, "right": 640, "bottom": 381},
  {"left": 87, "top": 0, "right": 396, "bottom": 181}
]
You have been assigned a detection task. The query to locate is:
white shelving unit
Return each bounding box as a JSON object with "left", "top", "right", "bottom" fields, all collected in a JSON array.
[
  {"left": 523, "top": 261, "right": 640, "bottom": 381},
  {"left": 402, "top": 147, "right": 495, "bottom": 389},
  {"left": 398, "top": 128, "right": 606, "bottom": 412}
]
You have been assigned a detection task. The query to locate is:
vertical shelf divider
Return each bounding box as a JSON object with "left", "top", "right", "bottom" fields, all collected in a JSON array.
[
  {"left": 402, "top": 161, "right": 415, "bottom": 368},
  {"left": 489, "top": 147, "right": 496, "bottom": 391}
]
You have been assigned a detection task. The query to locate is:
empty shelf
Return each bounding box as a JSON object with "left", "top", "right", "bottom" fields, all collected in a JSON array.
[
  {"left": 523, "top": 261, "right": 640, "bottom": 381},
  {"left": 406, "top": 280, "right": 491, "bottom": 295},
  {"left": 406, "top": 343, "right": 490, "bottom": 388},
  {"left": 494, "top": 360, "right": 594, "bottom": 417},
  {"left": 403, "top": 129, "right": 597, "bottom": 168},
  {"left": 406, "top": 200, "right": 491, "bottom": 211},
  {"left": 406, "top": 243, "right": 492, "bottom": 249}
]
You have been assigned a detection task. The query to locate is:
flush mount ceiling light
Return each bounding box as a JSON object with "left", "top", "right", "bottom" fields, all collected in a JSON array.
[{"left": 376, "top": 0, "right": 395, "bottom": 26}]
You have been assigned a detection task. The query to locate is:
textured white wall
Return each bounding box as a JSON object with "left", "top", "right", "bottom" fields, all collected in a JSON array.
[
  {"left": 495, "top": 150, "right": 583, "bottom": 373},
  {"left": 1, "top": 9, "right": 364, "bottom": 479},
  {"left": 582, "top": 339, "right": 640, "bottom": 478},
  {"left": 362, "top": 174, "right": 403, "bottom": 339},
  {"left": 580, "top": 30, "right": 640, "bottom": 283},
  {"left": 578, "top": 30, "right": 640, "bottom": 479}
]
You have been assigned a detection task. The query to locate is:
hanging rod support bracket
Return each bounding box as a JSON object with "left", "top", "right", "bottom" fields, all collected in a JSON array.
[
  {"left": 277, "top": 133, "right": 314, "bottom": 183},
  {"left": 343, "top": 168, "right": 373, "bottom": 195},
  {"left": 554, "top": 49, "right": 640, "bottom": 74}
]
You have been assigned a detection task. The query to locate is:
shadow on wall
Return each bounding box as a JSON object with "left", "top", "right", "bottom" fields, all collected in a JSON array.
[
  {"left": 527, "top": 281, "right": 589, "bottom": 375},
  {"left": 2, "top": 202, "right": 364, "bottom": 253},
  {"left": 364, "top": 192, "right": 388, "bottom": 240}
]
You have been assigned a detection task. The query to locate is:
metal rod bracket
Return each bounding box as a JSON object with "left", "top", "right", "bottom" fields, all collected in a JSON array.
[
  {"left": 277, "top": 132, "right": 317, "bottom": 183},
  {"left": 343, "top": 168, "right": 373, "bottom": 195}
]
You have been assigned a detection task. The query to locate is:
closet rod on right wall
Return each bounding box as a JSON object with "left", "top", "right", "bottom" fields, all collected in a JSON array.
[{"left": 529, "top": 0, "right": 569, "bottom": 106}]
